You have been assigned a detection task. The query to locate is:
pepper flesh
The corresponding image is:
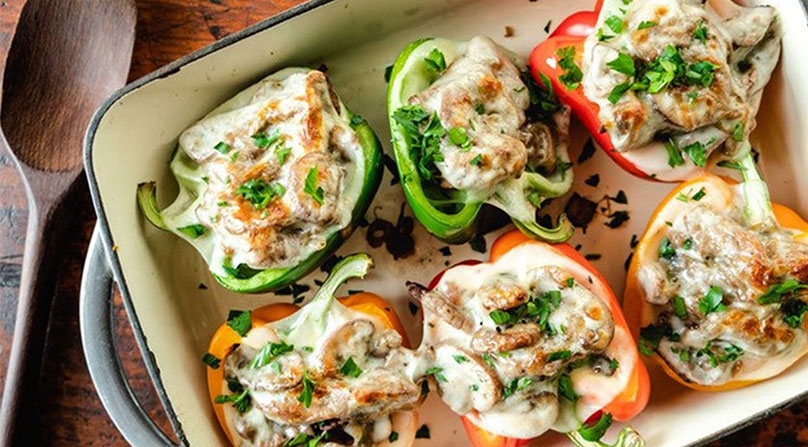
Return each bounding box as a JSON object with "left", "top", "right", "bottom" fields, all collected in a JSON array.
[
  {"left": 387, "top": 37, "right": 574, "bottom": 244},
  {"left": 206, "top": 277, "right": 411, "bottom": 443},
  {"left": 137, "top": 68, "right": 383, "bottom": 293},
  {"left": 434, "top": 230, "right": 649, "bottom": 447},
  {"left": 624, "top": 172, "right": 808, "bottom": 391}
]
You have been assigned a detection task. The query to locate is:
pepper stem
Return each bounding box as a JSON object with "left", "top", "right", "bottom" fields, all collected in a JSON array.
[
  {"left": 491, "top": 174, "right": 574, "bottom": 242},
  {"left": 566, "top": 426, "right": 646, "bottom": 447},
  {"left": 136, "top": 181, "right": 169, "bottom": 230},
  {"left": 737, "top": 148, "right": 776, "bottom": 230}
]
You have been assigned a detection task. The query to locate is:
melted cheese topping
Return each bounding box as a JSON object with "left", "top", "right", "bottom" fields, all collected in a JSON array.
[
  {"left": 419, "top": 244, "right": 626, "bottom": 439},
  {"left": 582, "top": 0, "right": 781, "bottom": 160},
  {"left": 179, "top": 70, "right": 362, "bottom": 272},
  {"left": 410, "top": 36, "right": 564, "bottom": 198},
  {"left": 221, "top": 302, "right": 423, "bottom": 447},
  {"left": 638, "top": 190, "right": 808, "bottom": 386}
]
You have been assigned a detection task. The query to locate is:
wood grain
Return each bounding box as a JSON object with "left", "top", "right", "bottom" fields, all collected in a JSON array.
[{"left": 0, "top": 0, "right": 806, "bottom": 445}]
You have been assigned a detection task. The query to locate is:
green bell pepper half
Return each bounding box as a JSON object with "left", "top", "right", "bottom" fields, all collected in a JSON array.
[
  {"left": 137, "top": 67, "right": 382, "bottom": 293},
  {"left": 387, "top": 38, "right": 574, "bottom": 244}
]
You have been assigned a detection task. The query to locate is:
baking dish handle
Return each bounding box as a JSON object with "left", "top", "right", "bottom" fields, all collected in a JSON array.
[{"left": 80, "top": 226, "right": 179, "bottom": 446}]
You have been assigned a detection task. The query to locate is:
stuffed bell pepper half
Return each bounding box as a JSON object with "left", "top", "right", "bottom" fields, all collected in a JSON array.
[
  {"left": 625, "top": 155, "right": 808, "bottom": 390},
  {"left": 530, "top": 0, "right": 782, "bottom": 181},
  {"left": 137, "top": 68, "right": 382, "bottom": 293},
  {"left": 409, "top": 230, "right": 649, "bottom": 446},
  {"left": 205, "top": 253, "right": 425, "bottom": 446},
  {"left": 387, "top": 36, "right": 575, "bottom": 243}
]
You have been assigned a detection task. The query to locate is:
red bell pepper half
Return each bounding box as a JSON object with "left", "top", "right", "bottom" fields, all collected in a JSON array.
[{"left": 427, "top": 230, "right": 649, "bottom": 447}]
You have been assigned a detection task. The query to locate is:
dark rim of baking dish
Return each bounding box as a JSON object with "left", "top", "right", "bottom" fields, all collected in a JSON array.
[
  {"left": 82, "top": 0, "right": 337, "bottom": 444},
  {"left": 82, "top": 0, "right": 808, "bottom": 445}
]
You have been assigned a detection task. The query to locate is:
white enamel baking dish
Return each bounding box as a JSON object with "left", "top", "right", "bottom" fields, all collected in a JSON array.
[{"left": 80, "top": 0, "right": 808, "bottom": 445}]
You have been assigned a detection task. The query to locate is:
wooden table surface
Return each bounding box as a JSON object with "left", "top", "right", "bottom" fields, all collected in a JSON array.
[{"left": 0, "top": 0, "right": 806, "bottom": 445}]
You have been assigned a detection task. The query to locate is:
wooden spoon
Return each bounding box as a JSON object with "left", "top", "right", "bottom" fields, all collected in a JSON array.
[{"left": 0, "top": 0, "right": 136, "bottom": 443}]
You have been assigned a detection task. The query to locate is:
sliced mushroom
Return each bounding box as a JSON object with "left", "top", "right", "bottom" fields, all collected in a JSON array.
[
  {"left": 319, "top": 319, "right": 375, "bottom": 376},
  {"left": 479, "top": 283, "right": 529, "bottom": 311},
  {"left": 470, "top": 324, "right": 541, "bottom": 353},
  {"left": 409, "top": 282, "right": 473, "bottom": 332},
  {"left": 250, "top": 350, "right": 305, "bottom": 392},
  {"left": 370, "top": 329, "right": 403, "bottom": 357}
]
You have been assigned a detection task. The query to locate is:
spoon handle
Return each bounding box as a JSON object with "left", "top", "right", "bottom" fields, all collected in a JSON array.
[{"left": 0, "top": 197, "right": 68, "bottom": 445}]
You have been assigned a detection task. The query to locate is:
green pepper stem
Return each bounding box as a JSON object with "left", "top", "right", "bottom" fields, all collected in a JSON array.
[
  {"left": 566, "top": 426, "right": 646, "bottom": 447},
  {"left": 285, "top": 253, "right": 374, "bottom": 336},
  {"left": 737, "top": 149, "right": 776, "bottom": 230},
  {"left": 491, "top": 172, "right": 574, "bottom": 242},
  {"left": 136, "top": 181, "right": 169, "bottom": 230}
]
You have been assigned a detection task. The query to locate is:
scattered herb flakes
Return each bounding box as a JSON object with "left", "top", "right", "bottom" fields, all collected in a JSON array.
[
  {"left": 214, "top": 141, "right": 231, "bottom": 154},
  {"left": 624, "top": 252, "right": 634, "bottom": 272},
  {"left": 757, "top": 279, "right": 808, "bottom": 305},
  {"left": 424, "top": 48, "right": 447, "bottom": 75},
  {"left": 544, "top": 19, "right": 552, "bottom": 33},
  {"left": 610, "top": 190, "right": 628, "bottom": 204},
  {"left": 425, "top": 366, "right": 447, "bottom": 382},
  {"left": 606, "top": 210, "right": 630, "bottom": 228},
  {"left": 584, "top": 174, "right": 600, "bottom": 187},
  {"left": 717, "top": 160, "right": 744, "bottom": 171},
  {"left": 226, "top": 310, "right": 252, "bottom": 336},
  {"left": 733, "top": 122, "right": 744, "bottom": 142},
  {"left": 453, "top": 355, "right": 468, "bottom": 364},
  {"left": 275, "top": 145, "right": 291, "bottom": 165},
  {"left": 606, "top": 52, "right": 635, "bottom": 76},
  {"left": 564, "top": 193, "right": 598, "bottom": 227},
  {"left": 693, "top": 21, "right": 709, "bottom": 43},
  {"left": 251, "top": 129, "right": 281, "bottom": 149},
  {"left": 578, "top": 412, "right": 613, "bottom": 442},
  {"left": 303, "top": 166, "right": 325, "bottom": 205},
  {"left": 415, "top": 424, "right": 431, "bottom": 439},
  {"left": 698, "top": 286, "right": 726, "bottom": 315},
  {"left": 198, "top": 283, "right": 208, "bottom": 290},
  {"left": 250, "top": 341, "right": 294, "bottom": 369},
  {"left": 558, "top": 374, "right": 577, "bottom": 401},
  {"left": 659, "top": 237, "right": 675, "bottom": 259},
  {"left": 673, "top": 295, "right": 688, "bottom": 319},
  {"left": 782, "top": 299, "right": 808, "bottom": 328},
  {"left": 604, "top": 15, "right": 623, "bottom": 34},
  {"left": 448, "top": 126, "right": 472, "bottom": 150},
  {"left": 340, "top": 357, "right": 363, "bottom": 378},
  {"left": 608, "top": 81, "right": 632, "bottom": 104},
  {"left": 297, "top": 371, "right": 316, "bottom": 408},
  {"left": 470, "top": 235, "right": 487, "bottom": 253},
  {"left": 578, "top": 139, "right": 596, "bottom": 164},
  {"left": 320, "top": 255, "right": 344, "bottom": 274},
  {"left": 692, "top": 187, "right": 706, "bottom": 201},
  {"left": 388, "top": 431, "right": 399, "bottom": 443},
  {"left": 584, "top": 253, "right": 602, "bottom": 261},
  {"left": 237, "top": 178, "right": 285, "bottom": 210},
  {"left": 439, "top": 246, "right": 452, "bottom": 257},
  {"left": 470, "top": 154, "right": 483, "bottom": 166},
  {"left": 177, "top": 224, "right": 206, "bottom": 239},
  {"left": 630, "top": 234, "right": 639, "bottom": 248},
  {"left": 201, "top": 352, "right": 220, "bottom": 369},
  {"left": 504, "top": 25, "right": 515, "bottom": 37},
  {"left": 665, "top": 139, "right": 685, "bottom": 167},
  {"left": 547, "top": 350, "right": 572, "bottom": 362},
  {"left": 638, "top": 20, "right": 656, "bottom": 29},
  {"left": 408, "top": 301, "right": 420, "bottom": 316},
  {"left": 556, "top": 46, "right": 583, "bottom": 90}
]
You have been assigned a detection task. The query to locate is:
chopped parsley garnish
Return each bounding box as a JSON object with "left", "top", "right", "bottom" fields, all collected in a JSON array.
[
  {"left": 782, "top": 299, "right": 808, "bottom": 328},
  {"left": 733, "top": 122, "right": 745, "bottom": 142},
  {"left": 489, "top": 290, "right": 562, "bottom": 334},
  {"left": 558, "top": 374, "right": 577, "bottom": 401},
  {"left": 339, "top": 357, "right": 363, "bottom": 378},
  {"left": 578, "top": 412, "right": 613, "bottom": 442},
  {"left": 201, "top": 352, "right": 220, "bottom": 369},
  {"left": 415, "top": 424, "right": 431, "bottom": 439},
  {"left": 685, "top": 61, "right": 716, "bottom": 88},
  {"left": 388, "top": 431, "right": 399, "bottom": 443},
  {"left": 683, "top": 141, "right": 707, "bottom": 167},
  {"left": 226, "top": 310, "right": 252, "bottom": 336},
  {"left": 177, "top": 224, "right": 206, "bottom": 239},
  {"left": 717, "top": 160, "right": 745, "bottom": 171},
  {"left": 606, "top": 52, "right": 635, "bottom": 76},
  {"left": 639, "top": 323, "right": 670, "bottom": 356},
  {"left": 284, "top": 433, "right": 326, "bottom": 447},
  {"left": 453, "top": 355, "right": 468, "bottom": 364},
  {"left": 392, "top": 105, "right": 445, "bottom": 181},
  {"left": 275, "top": 145, "right": 291, "bottom": 165},
  {"left": 698, "top": 286, "right": 726, "bottom": 315},
  {"left": 214, "top": 141, "right": 231, "bottom": 154},
  {"left": 604, "top": 15, "right": 623, "bottom": 34},
  {"left": 298, "top": 371, "right": 316, "bottom": 408},
  {"left": 214, "top": 388, "right": 251, "bottom": 413},
  {"left": 607, "top": 81, "right": 632, "bottom": 104},
  {"left": 470, "top": 235, "right": 487, "bottom": 253},
  {"left": 424, "top": 48, "right": 447, "bottom": 75},
  {"left": 638, "top": 20, "right": 657, "bottom": 30},
  {"left": 718, "top": 344, "right": 744, "bottom": 363},
  {"left": 503, "top": 377, "right": 534, "bottom": 399},
  {"left": 692, "top": 187, "right": 706, "bottom": 201},
  {"left": 696, "top": 343, "right": 719, "bottom": 367},
  {"left": 483, "top": 353, "right": 496, "bottom": 368},
  {"left": 597, "top": 28, "right": 614, "bottom": 42},
  {"left": 556, "top": 46, "right": 584, "bottom": 90},
  {"left": 470, "top": 154, "right": 483, "bottom": 166},
  {"left": 547, "top": 350, "right": 572, "bottom": 362},
  {"left": 565, "top": 277, "right": 575, "bottom": 288},
  {"left": 693, "top": 21, "right": 709, "bottom": 43},
  {"left": 250, "top": 341, "right": 294, "bottom": 369},
  {"left": 237, "top": 178, "right": 285, "bottom": 210},
  {"left": 659, "top": 237, "right": 676, "bottom": 259},
  {"left": 757, "top": 279, "right": 808, "bottom": 304},
  {"left": 673, "top": 296, "right": 688, "bottom": 319},
  {"left": 683, "top": 238, "right": 693, "bottom": 249},
  {"left": 665, "top": 139, "right": 685, "bottom": 167},
  {"left": 304, "top": 166, "right": 325, "bottom": 205},
  {"left": 448, "top": 126, "right": 472, "bottom": 150},
  {"left": 251, "top": 129, "right": 281, "bottom": 149},
  {"left": 606, "top": 210, "right": 630, "bottom": 228},
  {"left": 425, "top": 366, "right": 447, "bottom": 382}
]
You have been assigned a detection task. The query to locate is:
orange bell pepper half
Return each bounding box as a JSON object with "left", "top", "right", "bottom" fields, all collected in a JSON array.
[
  {"left": 624, "top": 171, "right": 808, "bottom": 392},
  {"left": 438, "top": 230, "right": 649, "bottom": 447},
  {"left": 205, "top": 254, "right": 411, "bottom": 445}
]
